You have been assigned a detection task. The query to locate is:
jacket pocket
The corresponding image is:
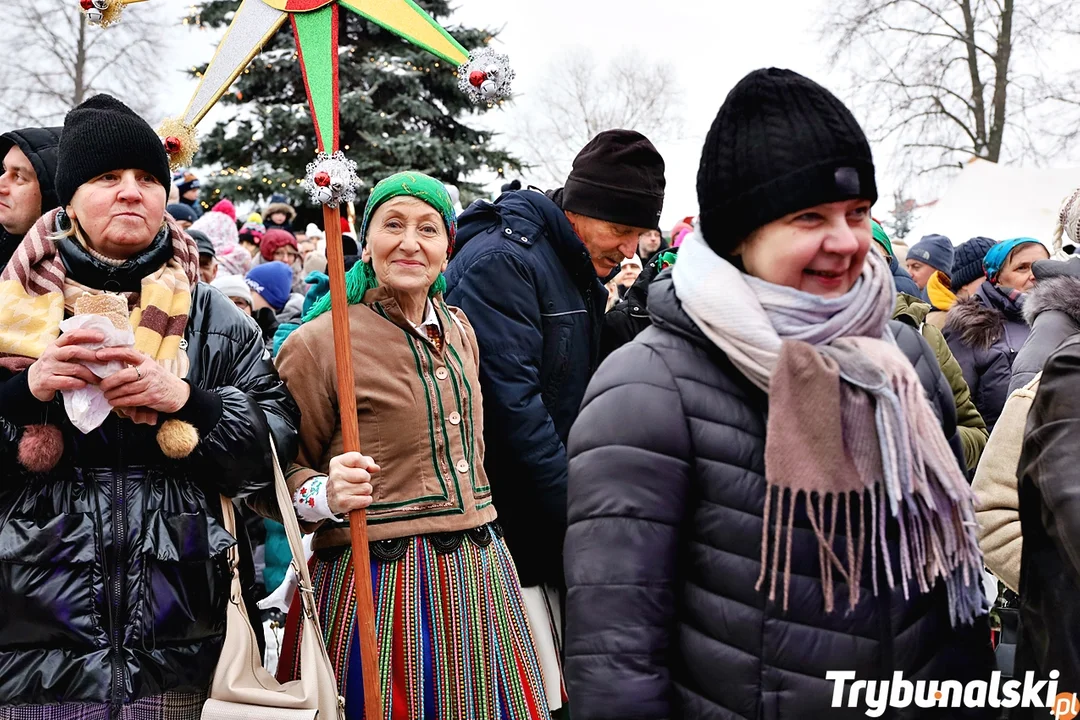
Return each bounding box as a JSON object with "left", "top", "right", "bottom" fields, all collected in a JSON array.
[
  {"left": 540, "top": 318, "right": 574, "bottom": 409},
  {"left": 0, "top": 513, "right": 102, "bottom": 647},
  {"left": 140, "top": 510, "right": 232, "bottom": 645}
]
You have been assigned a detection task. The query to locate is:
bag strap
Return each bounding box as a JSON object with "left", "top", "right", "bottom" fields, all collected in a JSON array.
[{"left": 219, "top": 438, "right": 320, "bottom": 622}]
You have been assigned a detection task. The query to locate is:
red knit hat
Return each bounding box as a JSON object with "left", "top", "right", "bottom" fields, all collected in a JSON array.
[
  {"left": 260, "top": 228, "right": 298, "bottom": 262},
  {"left": 341, "top": 216, "right": 352, "bottom": 235}
]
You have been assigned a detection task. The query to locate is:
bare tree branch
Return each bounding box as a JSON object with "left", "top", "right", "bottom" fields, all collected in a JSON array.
[
  {"left": 0, "top": 0, "right": 167, "bottom": 128},
  {"left": 823, "top": 0, "right": 1080, "bottom": 181},
  {"left": 506, "top": 49, "right": 684, "bottom": 188}
]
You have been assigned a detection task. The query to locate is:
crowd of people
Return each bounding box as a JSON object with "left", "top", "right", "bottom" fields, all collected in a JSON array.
[{"left": 1, "top": 67, "right": 1080, "bottom": 720}]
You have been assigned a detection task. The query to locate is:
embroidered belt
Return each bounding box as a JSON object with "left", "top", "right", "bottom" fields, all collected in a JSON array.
[{"left": 316, "top": 523, "right": 504, "bottom": 565}]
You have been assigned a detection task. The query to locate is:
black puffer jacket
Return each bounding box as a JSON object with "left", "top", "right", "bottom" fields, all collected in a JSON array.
[
  {"left": 564, "top": 276, "right": 994, "bottom": 720},
  {"left": 1008, "top": 275, "right": 1080, "bottom": 394},
  {"left": 0, "top": 234, "right": 300, "bottom": 709}
]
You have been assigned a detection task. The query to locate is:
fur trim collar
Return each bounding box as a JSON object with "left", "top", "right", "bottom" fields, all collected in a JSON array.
[
  {"left": 945, "top": 297, "right": 1005, "bottom": 351},
  {"left": 1023, "top": 275, "right": 1080, "bottom": 328}
]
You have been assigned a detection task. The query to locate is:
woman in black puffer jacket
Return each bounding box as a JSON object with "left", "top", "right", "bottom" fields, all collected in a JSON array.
[
  {"left": 0, "top": 96, "right": 299, "bottom": 719},
  {"left": 564, "top": 69, "right": 994, "bottom": 720}
]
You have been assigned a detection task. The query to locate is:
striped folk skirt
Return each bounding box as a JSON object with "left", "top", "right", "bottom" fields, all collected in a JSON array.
[{"left": 276, "top": 524, "right": 551, "bottom": 720}]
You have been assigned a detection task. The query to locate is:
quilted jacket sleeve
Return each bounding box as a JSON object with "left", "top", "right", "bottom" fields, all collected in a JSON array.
[
  {"left": 564, "top": 340, "right": 692, "bottom": 720},
  {"left": 178, "top": 287, "right": 300, "bottom": 499}
]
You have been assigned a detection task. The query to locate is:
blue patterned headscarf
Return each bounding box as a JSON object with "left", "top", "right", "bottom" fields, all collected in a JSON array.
[{"left": 983, "top": 238, "right": 1043, "bottom": 283}]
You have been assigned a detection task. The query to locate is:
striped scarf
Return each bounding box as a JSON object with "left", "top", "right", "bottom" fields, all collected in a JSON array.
[{"left": 0, "top": 208, "right": 198, "bottom": 377}]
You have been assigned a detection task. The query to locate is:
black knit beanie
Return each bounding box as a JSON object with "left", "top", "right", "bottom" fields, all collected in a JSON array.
[
  {"left": 562, "top": 130, "right": 665, "bottom": 230},
  {"left": 950, "top": 236, "right": 997, "bottom": 289},
  {"left": 55, "top": 95, "right": 171, "bottom": 207},
  {"left": 697, "top": 68, "right": 876, "bottom": 256}
]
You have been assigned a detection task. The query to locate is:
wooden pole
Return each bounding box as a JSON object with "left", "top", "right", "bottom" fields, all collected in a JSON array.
[{"left": 322, "top": 203, "right": 383, "bottom": 720}]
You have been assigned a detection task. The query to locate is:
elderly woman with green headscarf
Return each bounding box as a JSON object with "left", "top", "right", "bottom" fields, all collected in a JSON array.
[{"left": 273, "top": 172, "right": 551, "bottom": 720}]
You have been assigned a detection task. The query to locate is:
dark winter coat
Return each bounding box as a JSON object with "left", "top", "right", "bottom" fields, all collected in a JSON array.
[
  {"left": 0, "top": 239, "right": 300, "bottom": 709},
  {"left": 943, "top": 282, "right": 1031, "bottom": 431},
  {"left": 1014, "top": 335, "right": 1080, "bottom": 699},
  {"left": 445, "top": 188, "right": 606, "bottom": 588},
  {"left": 0, "top": 127, "right": 61, "bottom": 268},
  {"left": 1008, "top": 275, "right": 1080, "bottom": 395},
  {"left": 599, "top": 249, "right": 677, "bottom": 363},
  {"left": 564, "top": 275, "right": 994, "bottom": 720}
]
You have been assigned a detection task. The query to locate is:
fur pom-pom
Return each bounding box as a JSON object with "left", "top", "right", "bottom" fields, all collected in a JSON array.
[
  {"left": 157, "top": 419, "right": 200, "bottom": 459},
  {"left": 18, "top": 424, "right": 64, "bottom": 473}
]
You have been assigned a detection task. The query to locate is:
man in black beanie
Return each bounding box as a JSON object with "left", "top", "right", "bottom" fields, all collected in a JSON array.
[
  {"left": 0, "top": 126, "right": 62, "bottom": 269},
  {"left": 445, "top": 131, "right": 664, "bottom": 703}
]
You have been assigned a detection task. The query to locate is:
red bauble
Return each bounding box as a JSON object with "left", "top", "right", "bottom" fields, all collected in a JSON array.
[
  {"left": 80, "top": 0, "right": 94, "bottom": 9},
  {"left": 164, "top": 136, "right": 182, "bottom": 154},
  {"left": 313, "top": 171, "right": 331, "bottom": 187},
  {"left": 469, "top": 70, "right": 486, "bottom": 88}
]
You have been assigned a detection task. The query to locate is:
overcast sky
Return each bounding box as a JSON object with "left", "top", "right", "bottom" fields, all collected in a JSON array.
[{"left": 153, "top": 0, "right": 1076, "bottom": 231}]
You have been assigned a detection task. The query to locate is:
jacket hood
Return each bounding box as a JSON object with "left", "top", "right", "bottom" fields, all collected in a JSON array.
[
  {"left": 945, "top": 294, "right": 1007, "bottom": 351},
  {"left": 1023, "top": 275, "right": 1080, "bottom": 328},
  {"left": 0, "top": 127, "right": 62, "bottom": 214},
  {"left": 454, "top": 187, "right": 598, "bottom": 289},
  {"left": 889, "top": 255, "right": 921, "bottom": 297}
]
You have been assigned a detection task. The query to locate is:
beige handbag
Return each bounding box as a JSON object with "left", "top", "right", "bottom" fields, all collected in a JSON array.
[{"left": 202, "top": 438, "right": 346, "bottom": 720}]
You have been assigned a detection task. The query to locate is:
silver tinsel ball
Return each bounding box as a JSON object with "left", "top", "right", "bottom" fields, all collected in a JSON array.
[
  {"left": 457, "top": 47, "right": 514, "bottom": 104},
  {"left": 304, "top": 151, "right": 360, "bottom": 208}
]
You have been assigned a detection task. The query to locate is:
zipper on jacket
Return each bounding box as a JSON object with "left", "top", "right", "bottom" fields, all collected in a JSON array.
[{"left": 110, "top": 420, "right": 127, "bottom": 716}]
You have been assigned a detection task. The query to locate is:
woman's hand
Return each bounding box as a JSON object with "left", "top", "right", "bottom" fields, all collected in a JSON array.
[
  {"left": 327, "top": 452, "right": 381, "bottom": 516},
  {"left": 27, "top": 329, "right": 105, "bottom": 402},
  {"left": 95, "top": 347, "right": 191, "bottom": 414}
]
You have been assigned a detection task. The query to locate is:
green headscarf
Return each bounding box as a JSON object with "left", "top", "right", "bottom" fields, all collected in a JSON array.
[
  {"left": 304, "top": 171, "right": 458, "bottom": 322},
  {"left": 871, "top": 220, "right": 893, "bottom": 258}
]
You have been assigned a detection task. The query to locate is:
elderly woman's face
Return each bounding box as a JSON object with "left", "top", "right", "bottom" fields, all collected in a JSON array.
[
  {"left": 997, "top": 243, "right": 1049, "bottom": 293},
  {"left": 362, "top": 196, "right": 448, "bottom": 296},
  {"left": 68, "top": 169, "right": 166, "bottom": 260}
]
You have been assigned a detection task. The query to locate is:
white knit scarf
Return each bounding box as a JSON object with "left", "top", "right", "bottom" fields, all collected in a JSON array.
[{"left": 671, "top": 229, "right": 984, "bottom": 625}]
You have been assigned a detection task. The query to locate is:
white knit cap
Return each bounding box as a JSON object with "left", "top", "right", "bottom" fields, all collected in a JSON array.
[
  {"left": 211, "top": 274, "right": 253, "bottom": 306},
  {"left": 621, "top": 253, "right": 643, "bottom": 268}
]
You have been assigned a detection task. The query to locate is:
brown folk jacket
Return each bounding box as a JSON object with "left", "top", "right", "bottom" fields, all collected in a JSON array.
[{"left": 275, "top": 286, "right": 496, "bottom": 550}]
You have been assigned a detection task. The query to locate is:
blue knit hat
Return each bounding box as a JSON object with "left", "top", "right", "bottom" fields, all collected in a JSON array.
[
  {"left": 950, "top": 236, "right": 996, "bottom": 289},
  {"left": 246, "top": 262, "right": 293, "bottom": 313},
  {"left": 907, "top": 234, "right": 955, "bottom": 275},
  {"left": 983, "top": 238, "right": 1044, "bottom": 284}
]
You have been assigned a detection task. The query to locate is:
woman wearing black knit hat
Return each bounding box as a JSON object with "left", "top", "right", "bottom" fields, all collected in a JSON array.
[
  {"left": 564, "top": 68, "right": 994, "bottom": 719},
  {"left": 0, "top": 95, "right": 300, "bottom": 719}
]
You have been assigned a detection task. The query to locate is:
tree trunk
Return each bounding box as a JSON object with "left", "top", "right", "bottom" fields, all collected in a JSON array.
[
  {"left": 74, "top": 13, "right": 87, "bottom": 106},
  {"left": 959, "top": 0, "right": 989, "bottom": 158},
  {"left": 987, "top": 0, "right": 1014, "bottom": 162}
]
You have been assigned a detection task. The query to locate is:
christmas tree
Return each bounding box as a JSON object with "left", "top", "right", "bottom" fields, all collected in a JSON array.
[{"left": 184, "top": 0, "right": 518, "bottom": 216}]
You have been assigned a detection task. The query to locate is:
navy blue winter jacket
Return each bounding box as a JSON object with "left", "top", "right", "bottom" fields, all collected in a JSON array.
[
  {"left": 445, "top": 188, "right": 607, "bottom": 587},
  {"left": 890, "top": 254, "right": 922, "bottom": 297}
]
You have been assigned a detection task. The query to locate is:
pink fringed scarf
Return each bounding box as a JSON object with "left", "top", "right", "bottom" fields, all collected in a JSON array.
[{"left": 672, "top": 230, "right": 984, "bottom": 625}]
